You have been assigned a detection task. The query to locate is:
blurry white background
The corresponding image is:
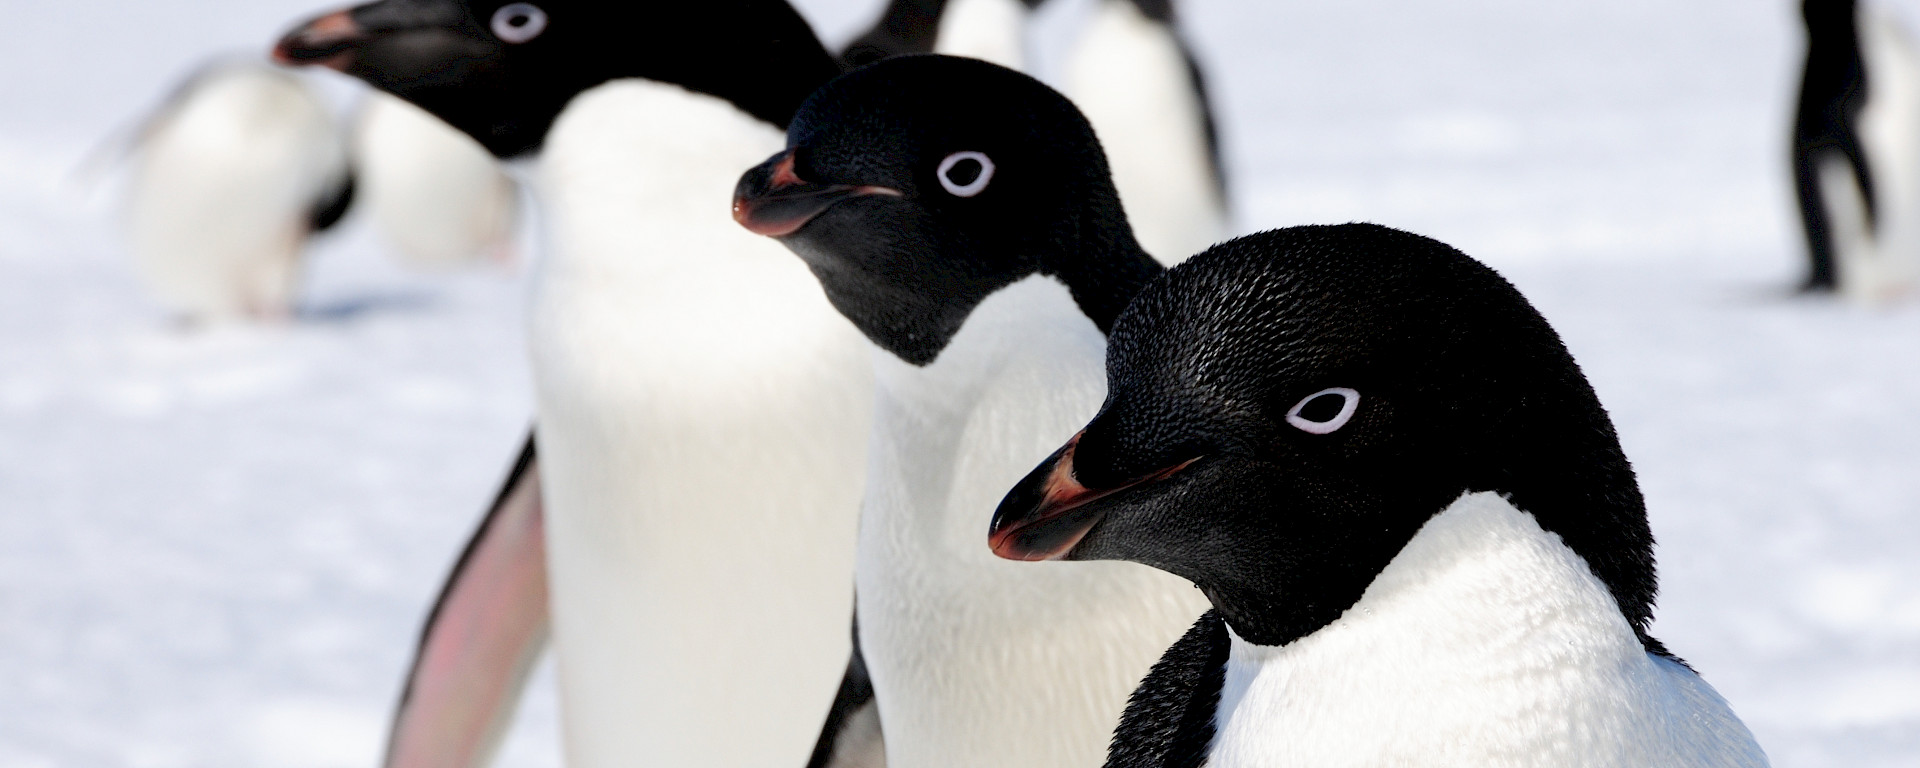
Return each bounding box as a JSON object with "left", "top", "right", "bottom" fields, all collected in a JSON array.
[{"left": 2, "top": 1, "right": 1917, "bottom": 766}]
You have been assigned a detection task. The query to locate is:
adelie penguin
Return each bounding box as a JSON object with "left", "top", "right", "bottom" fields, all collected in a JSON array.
[
  {"left": 275, "top": 3, "right": 873, "bottom": 767},
  {"left": 1793, "top": 0, "right": 1920, "bottom": 301},
  {"left": 734, "top": 55, "right": 1208, "bottom": 768},
  {"left": 121, "top": 59, "right": 353, "bottom": 324},
  {"left": 990, "top": 224, "right": 1772, "bottom": 767},
  {"left": 840, "top": 0, "right": 1229, "bottom": 265}
]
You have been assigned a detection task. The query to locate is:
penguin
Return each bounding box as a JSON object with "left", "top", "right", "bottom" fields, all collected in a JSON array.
[
  {"left": 839, "top": 0, "right": 1229, "bottom": 265},
  {"left": 839, "top": 0, "right": 1032, "bottom": 69},
  {"left": 1063, "top": 0, "right": 1228, "bottom": 265},
  {"left": 354, "top": 91, "right": 520, "bottom": 269},
  {"left": 275, "top": 3, "right": 874, "bottom": 767},
  {"left": 989, "top": 224, "right": 1773, "bottom": 768},
  {"left": 122, "top": 59, "right": 352, "bottom": 323},
  {"left": 733, "top": 55, "right": 1209, "bottom": 768},
  {"left": 1792, "top": 0, "right": 1920, "bottom": 300}
]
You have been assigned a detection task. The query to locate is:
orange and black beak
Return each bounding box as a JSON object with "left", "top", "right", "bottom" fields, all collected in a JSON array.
[
  {"left": 733, "top": 150, "right": 901, "bottom": 238},
  {"left": 273, "top": 9, "right": 369, "bottom": 71},
  {"left": 989, "top": 433, "right": 1197, "bottom": 562}
]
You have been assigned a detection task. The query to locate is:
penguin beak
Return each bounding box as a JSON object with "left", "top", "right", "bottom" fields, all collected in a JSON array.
[
  {"left": 989, "top": 433, "right": 1199, "bottom": 562},
  {"left": 733, "top": 151, "right": 902, "bottom": 238},
  {"left": 273, "top": 9, "right": 368, "bottom": 70}
]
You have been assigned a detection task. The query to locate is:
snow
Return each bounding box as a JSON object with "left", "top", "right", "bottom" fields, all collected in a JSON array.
[{"left": 2, "top": 0, "right": 1916, "bottom": 766}]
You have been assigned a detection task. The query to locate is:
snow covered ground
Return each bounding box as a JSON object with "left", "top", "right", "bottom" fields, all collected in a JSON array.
[{"left": 2, "top": 0, "right": 1916, "bottom": 766}]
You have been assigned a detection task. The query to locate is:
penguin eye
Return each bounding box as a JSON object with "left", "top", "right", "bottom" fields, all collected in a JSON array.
[
  {"left": 937, "top": 151, "right": 995, "bottom": 198},
  {"left": 491, "top": 3, "right": 548, "bottom": 44},
  {"left": 1286, "top": 388, "right": 1359, "bottom": 435}
]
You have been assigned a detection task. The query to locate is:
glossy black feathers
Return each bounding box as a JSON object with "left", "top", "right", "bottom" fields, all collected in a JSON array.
[
  {"left": 764, "top": 55, "right": 1160, "bottom": 364},
  {"left": 1025, "top": 224, "right": 1662, "bottom": 654},
  {"left": 309, "top": 0, "right": 841, "bottom": 156},
  {"left": 1103, "top": 611, "right": 1227, "bottom": 768}
]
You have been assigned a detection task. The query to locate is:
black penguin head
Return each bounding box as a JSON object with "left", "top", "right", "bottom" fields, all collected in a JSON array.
[
  {"left": 273, "top": 0, "right": 841, "bottom": 157},
  {"left": 732, "top": 55, "right": 1156, "bottom": 365},
  {"left": 990, "top": 224, "right": 1661, "bottom": 650}
]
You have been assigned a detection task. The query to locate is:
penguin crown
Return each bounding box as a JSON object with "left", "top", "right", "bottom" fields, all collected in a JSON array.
[{"left": 733, "top": 55, "right": 1158, "bottom": 365}]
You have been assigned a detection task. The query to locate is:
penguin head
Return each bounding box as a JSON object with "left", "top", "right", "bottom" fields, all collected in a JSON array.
[
  {"left": 990, "top": 224, "right": 1660, "bottom": 649},
  {"left": 273, "top": 0, "right": 840, "bottom": 157},
  {"left": 732, "top": 55, "right": 1154, "bottom": 365}
]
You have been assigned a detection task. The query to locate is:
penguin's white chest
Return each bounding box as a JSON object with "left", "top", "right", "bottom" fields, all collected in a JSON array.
[
  {"left": 856, "top": 275, "right": 1208, "bottom": 768},
  {"left": 1206, "top": 492, "right": 1769, "bottom": 768},
  {"left": 525, "top": 80, "right": 874, "bottom": 768}
]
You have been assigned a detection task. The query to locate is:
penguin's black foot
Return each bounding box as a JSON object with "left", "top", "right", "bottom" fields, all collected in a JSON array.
[{"left": 1797, "top": 276, "right": 1838, "bottom": 294}]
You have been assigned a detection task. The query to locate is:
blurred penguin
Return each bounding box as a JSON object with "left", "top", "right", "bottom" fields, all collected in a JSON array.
[
  {"left": 1064, "top": 0, "right": 1228, "bottom": 264},
  {"left": 123, "top": 60, "right": 352, "bottom": 323},
  {"left": 1794, "top": 0, "right": 1920, "bottom": 301},
  {"left": 840, "top": 0, "right": 1030, "bottom": 69},
  {"left": 355, "top": 92, "right": 520, "bottom": 270}
]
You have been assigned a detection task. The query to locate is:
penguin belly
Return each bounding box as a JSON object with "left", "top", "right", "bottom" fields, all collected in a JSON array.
[
  {"left": 125, "top": 63, "right": 347, "bottom": 322},
  {"left": 1844, "top": 9, "right": 1920, "bottom": 303},
  {"left": 1206, "top": 492, "right": 1769, "bottom": 768},
  {"left": 1065, "top": 0, "right": 1227, "bottom": 266},
  {"left": 355, "top": 92, "right": 519, "bottom": 269},
  {"left": 530, "top": 80, "right": 874, "bottom": 768},
  {"left": 857, "top": 275, "right": 1208, "bottom": 768},
  {"left": 934, "top": 0, "right": 1030, "bottom": 69}
]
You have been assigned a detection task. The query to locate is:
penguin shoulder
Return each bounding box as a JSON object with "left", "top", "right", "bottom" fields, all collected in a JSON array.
[{"left": 1202, "top": 491, "right": 1767, "bottom": 767}]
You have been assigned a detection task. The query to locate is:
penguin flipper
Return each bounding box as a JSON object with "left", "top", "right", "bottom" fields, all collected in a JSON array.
[
  {"left": 384, "top": 434, "right": 550, "bottom": 768},
  {"left": 308, "top": 170, "right": 357, "bottom": 234},
  {"left": 806, "top": 619, "right": 887, "bottom": 768},
  {"left": 1103, "top": 611, "right": 1228, "bottom": 768}
]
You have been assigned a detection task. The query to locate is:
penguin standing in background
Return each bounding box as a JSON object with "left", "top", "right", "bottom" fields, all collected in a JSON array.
[
  {"left": 355, "top": 92, "right": 520, "bottom": 269},
  {"left": 276, "top": 3, "right": 874, "bottom": 767},
  {"left": 839, "top": 0, "right": 1032, "bottom": 69},
  {"left": 734, "top": 56, "right": 1208, "bottom": 768},
  {"left": 123, "top": 60, "right": 352, "bottom": 323},
  {"left": 991, "top": 225, "right": 1771, "bottom": 768},
  {"left": 1064, "top": 0, "right": 1227, "bottom": 264},
  {"left": 1791, "top": 0, "right": 1920, "bottom": 300}
]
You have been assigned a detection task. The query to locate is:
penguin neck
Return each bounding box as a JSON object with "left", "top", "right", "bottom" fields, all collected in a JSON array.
[
  {"left": 532, "top": 79, "right": 789, "bottom": 279},
  {"left": 1206, "top": 492, "right": 1686, "bottom": 766},
  {"left": 497, "top": 26, "right": 838, "bottom": 159},
  {"left": 1042, "top": 205, "right": 1162, "bottom": 335},
  {"left": 642, "top": 38, "right": 841, "bottom": 131}
]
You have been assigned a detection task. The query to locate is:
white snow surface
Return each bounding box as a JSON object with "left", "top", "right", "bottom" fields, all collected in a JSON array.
[{"left": 1, "top": 0, "right": 1917, "bottom": 766}]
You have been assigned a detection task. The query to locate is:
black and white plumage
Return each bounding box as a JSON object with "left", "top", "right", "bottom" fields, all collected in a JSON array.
[
  {"left": 991, "top": 225, "right": 1770, "bottom": 767},
  {"left": 1064, "top": 0, "right": 1227, "bottom": 264},
  {"left": 838, "top": 0, "right": 1228, "bottom": 265},
  {"left": 276, "top": 3, "right": 873, "bottom": 767},
  {"left": 839, "top": 0, "right": 1033, "bottom": 69},
  {"left": 734, "top": 55, "right": 1208, "bottom": 768},
  {"left": 1793, "top": 0, "right": 1920, "bottom": 300},
  {"left": 122, "top": 60, "right": 352, "bottom": 323}
]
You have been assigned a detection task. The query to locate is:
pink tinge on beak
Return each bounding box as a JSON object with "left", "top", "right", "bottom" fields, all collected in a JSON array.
[
  {"left": 273, "top": 9, "right": 365, "bottom": 71},
  {"left": 732, "top": 151, "right": 901, "bottom": 238},
  {"left": 989, "top": 433, "right": 1198, "bottom": 562}
]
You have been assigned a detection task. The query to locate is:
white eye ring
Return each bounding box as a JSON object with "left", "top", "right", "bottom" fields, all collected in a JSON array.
[
  {"left": 491, "top": 3, "right": 548, "bottom": 44},
  {"left": 1286, "top": 388, "right": 1360, "bottom": 435},
  {"left": 937, "top": 151, "right": 995, "bottom": 198}
]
